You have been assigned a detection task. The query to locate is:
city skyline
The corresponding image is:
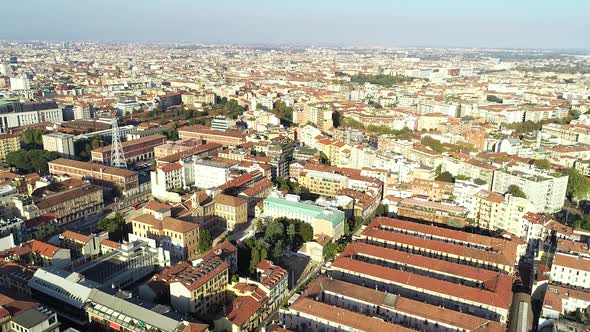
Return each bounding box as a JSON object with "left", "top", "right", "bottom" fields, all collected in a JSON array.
[{"left": 1, "top": 0, "right": 590, "bottom": 49}]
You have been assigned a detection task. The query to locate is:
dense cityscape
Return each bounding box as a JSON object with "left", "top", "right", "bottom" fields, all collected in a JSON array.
[{"left": 0, "top": 28, "right": 589, "bottom": 332}]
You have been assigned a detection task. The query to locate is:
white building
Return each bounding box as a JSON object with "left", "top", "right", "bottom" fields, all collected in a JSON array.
[
  {"left": 42, "top": 132, "right": 75, "bottom": 158},
  {"left": 473, "top": 190, "right": 536, "bottom": 238},
  {"left": 491, "top": 165, "right": 568, "bottom": 213},
  {"left": 550, "top": 252, "right": 590, "bottom": 290},
  {"left": 0, "top": 106, "right": 63, "bottom": 133},
  {"left": 184, "top": 158, "right": 229, "bottom": 189},
  {"left": 9, "top": 76, "right": 30, "bottom": 91}
]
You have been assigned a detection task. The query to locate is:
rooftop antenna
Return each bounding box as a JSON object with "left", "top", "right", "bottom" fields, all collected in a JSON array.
[{"left": 110, "top": 118, "right": 127, "bottom": 168}]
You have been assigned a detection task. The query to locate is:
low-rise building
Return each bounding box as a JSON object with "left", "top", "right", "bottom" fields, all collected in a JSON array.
[
  {"left": 48, "top": 159, "right": 139, "bottom": 195},
  {"left": 131, "top": 213, "right": 200, "bottom": 262},
  {"left": 263, "top": 194, "right": 345, "bottom": 241}
]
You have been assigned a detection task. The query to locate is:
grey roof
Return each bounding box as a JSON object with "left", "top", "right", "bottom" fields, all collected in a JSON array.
[
  {"left": 88, "top": 290, "right": 182, "bottom": 332},
  {"left": 12, "top": 308, "right": 48, "bottom": 328}
]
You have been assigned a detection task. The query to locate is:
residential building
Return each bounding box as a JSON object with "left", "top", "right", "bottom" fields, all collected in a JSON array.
[
  {"left": 214, "top": 194, "right": 248, "bottom": 230},
  {"left": 550, "top": 252, "right": 590, "bottom": 290},
  {"left": 491, "top": 165, "right": 568, "bottom": 213},
  {"left": 34, "top": 183, "right": 104, "bottom": 228},
  {"left": 397, "top": 198, "right": 468, "bottom": 228},
  {"left": 48, "top": 159, "right": 139, "bottom": 195},
  {"left": 0, "top": 134, "right": 19, "bottom": 161},
  {"left": 131, "top": 213, "right": 200, "bottom": 262},
  {"left": 473, "top": 190, "right": 536, "bottom": 238},
  {"left": 0, "top": 101, "right": 62, "bottom": 133}
]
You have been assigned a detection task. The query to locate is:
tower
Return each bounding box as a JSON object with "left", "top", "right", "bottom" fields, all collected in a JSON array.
[{"left": 110, "top": 118, "right": 127, "bottom": 168}]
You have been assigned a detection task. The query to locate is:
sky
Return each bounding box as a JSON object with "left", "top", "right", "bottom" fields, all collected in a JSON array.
[{"left": 1, "top": 0, "right": 589, "bottom": 49}]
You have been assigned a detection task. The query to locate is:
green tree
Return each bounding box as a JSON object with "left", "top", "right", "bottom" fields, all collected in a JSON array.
[
  {"left": 249, "top": 248, "right": 260, "bottom": 274},
  {"left": 97, "top": 213, "right": 126, "bottom": 233},
  {"left": 434, "top": 165, "right": 442, "bottom": 177},
  {"left": 265, "top": 221, "right": 284, "bottom": 242},
  {"left": 421, "top": 136, "right": 444, "bottom": 153},
  {"left": 260, "top": 247, "right": 268, "bottom": 260},
  {"left": 533, "top": 159, "right": 552, "bottom": 169},
  {"left": 287, "top": 223, "right": 296, "bottom": 247},
  {"left": 375, "top": 204, "right": 388, "bottom": 217},
  {"left": 435, "top": 171, "right": 455, "bottom": 183},
  {"left": 507, "top": 185, "right": 527, "bottom": 199},
  {"left": 486, "top": 95, "right": 503, "bottom": 103},
  {"left": 231, "top": 274, "right": 239, "bottom": 283},
  {"left": 198, "top": 229, "right": 213, "bottom": 253},
  {"left": 299, "top": 222, "right": 314, "bottom": 242},
  {"left": 21, "top": 128, "right": 44, "bottom": 149},
  {"left": 272, "top": 240, "right": 284, "bottom": 261},
  {"left": 562, "top": 168, "right": 590, "bottom": 201}
]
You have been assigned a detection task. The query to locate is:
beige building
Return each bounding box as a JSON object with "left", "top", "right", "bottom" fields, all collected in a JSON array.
[
  {"left": 0, "top": 134, "right": 20, "bottom": 161},
  {"left": 132, "top": 213, "right": 200, "bottom": 261},
  {"left": 214, "top": 194, "right": 248, "bottom": 230}
]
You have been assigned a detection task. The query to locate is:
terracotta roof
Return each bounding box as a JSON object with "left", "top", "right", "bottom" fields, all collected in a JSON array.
[
  {"left": 290, "top": 297, "right": 413, "bottom": 332},
  {"left": 160, "top": 162, "right": 182, "bottom": 173},
  {"left": 331, "top": 257, "right": 512, "bottom": 309},
  {"left": 100, "top": 239, "right": 121, "bottom": 249},
  {"left": 62, "top": 230, "right": 91, "bottom": 243},
  {"left": 552, "top": 252, "right": 590, "bottom": 271},
  {"left": 133, "top": 213, "right": 199, "bottom": 234},
  {"left": 303, "top": 276, "right": 505, "bottom": 332},
  {"left": 49, "top": 158, "right": 137, "bottom": 178},
  {"left": 152, "top": 258, "right": 229, "bottom": 291},
  {"left": 215, "top": 194, "right": 247, "bottom": 208}
]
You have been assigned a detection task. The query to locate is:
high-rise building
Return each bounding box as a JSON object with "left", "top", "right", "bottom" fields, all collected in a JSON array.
[
  {"left": 0, "top": 133, "right": 20, "bottom": 161},
  {"left": 42, "top": 132, "right": 75, "bottom": 158}
]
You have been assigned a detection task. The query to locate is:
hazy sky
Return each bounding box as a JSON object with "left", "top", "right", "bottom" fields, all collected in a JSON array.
[{"left": 2, "top": 0, "right": 589, "bottom": 49}]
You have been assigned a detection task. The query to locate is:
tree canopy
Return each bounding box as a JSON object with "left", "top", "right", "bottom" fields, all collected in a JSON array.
[
  {"left": 421, "top": 136, "right": 445, "bottom": 153},
  {"left": 507, "top": 185, "right": 527, "bottom": 199},
  {"left": 435, "top": 171, "right": 455, "bottom": 183},
  {"left": 6, "top": 150, "right": 60, "bottom": 174},
  {"left": 350, "top": 74, "right": 414, "bottom": 87},
  {"left": 562, "top": 168, "right": 590, "bottom": 201},
  {"left": 21, "top": 128, "right": 44, "bottom": 150},
  {"left": 198, "top": 229, "right": 213, "bottom": 253}
]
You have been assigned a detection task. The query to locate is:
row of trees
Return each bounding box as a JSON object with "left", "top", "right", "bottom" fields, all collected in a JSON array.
[
  {"left": 350, "top": 74, "right": 414, "bottom": 87},
  {"left": 6, "top": 150, "right": 60, "bottom": 174},
  {"left": 240, "top": 218, "right": 313, "bottom": 276}
]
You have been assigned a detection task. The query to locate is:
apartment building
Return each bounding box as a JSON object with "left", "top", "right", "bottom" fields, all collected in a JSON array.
[
  {"left": 59, "top": 230, "right": 109, "bottom": 259},
  {"left": 299, "top": 169, "right": 348, "bottom": 197},
  {"left": 48, "top": 159, "right": 139, "bottom": 194},
  {"left": 178, "top": 125, "right": 247, "bottom": 146},
  {"left": 473, "top": 190, "right": 535, "bottom": 238},
  {"left": 42, "top": 132, "right": 75, "bottom": 158},
  {"left": 397, "top": 198, "right": 468, "bottom": 228},
  {"left": 165, "top": 258, "right": 229, "bottom": 317},
  {"left": 3, "top": 240, "right": 71, "bottom": 269},
  {"left": 550, "top": 252, "right": 590, "bottom": 290},
  {"left": 263, "top": 194, "right": 345, "bottom": 240},
  {"left": 35, "top": 183, "right": 104, "bottom": 227},
  {"left": 410, "top": 178, "right": 454, "bottom": 201},
  {"left": 214, "top": 194, "right": 248, "bottom": 230},
  {"left": 491, "top": 165, "right": 568, "bottom": 213},
  {"left": 238, "top": 178, "right": 274, "bottom": 217},
  {"left": 542, "top": 123, "right": 590, "bottom": 145},
  {"left": 0, "top": 294, "right": 60, "bottom": 332},
  {"left": 91, "top": 134, "right": 167, "bottom": 164},
  {"left": 0, "top": 133, "right": 19, "bottom": 161},
  {"left": 131, "top": 213, "right": 200, "bottom": 262}
]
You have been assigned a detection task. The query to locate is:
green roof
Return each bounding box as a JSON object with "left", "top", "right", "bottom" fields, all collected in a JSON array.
[{"left": 264, "top": 196, "right": 345, "bottom": 227}]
